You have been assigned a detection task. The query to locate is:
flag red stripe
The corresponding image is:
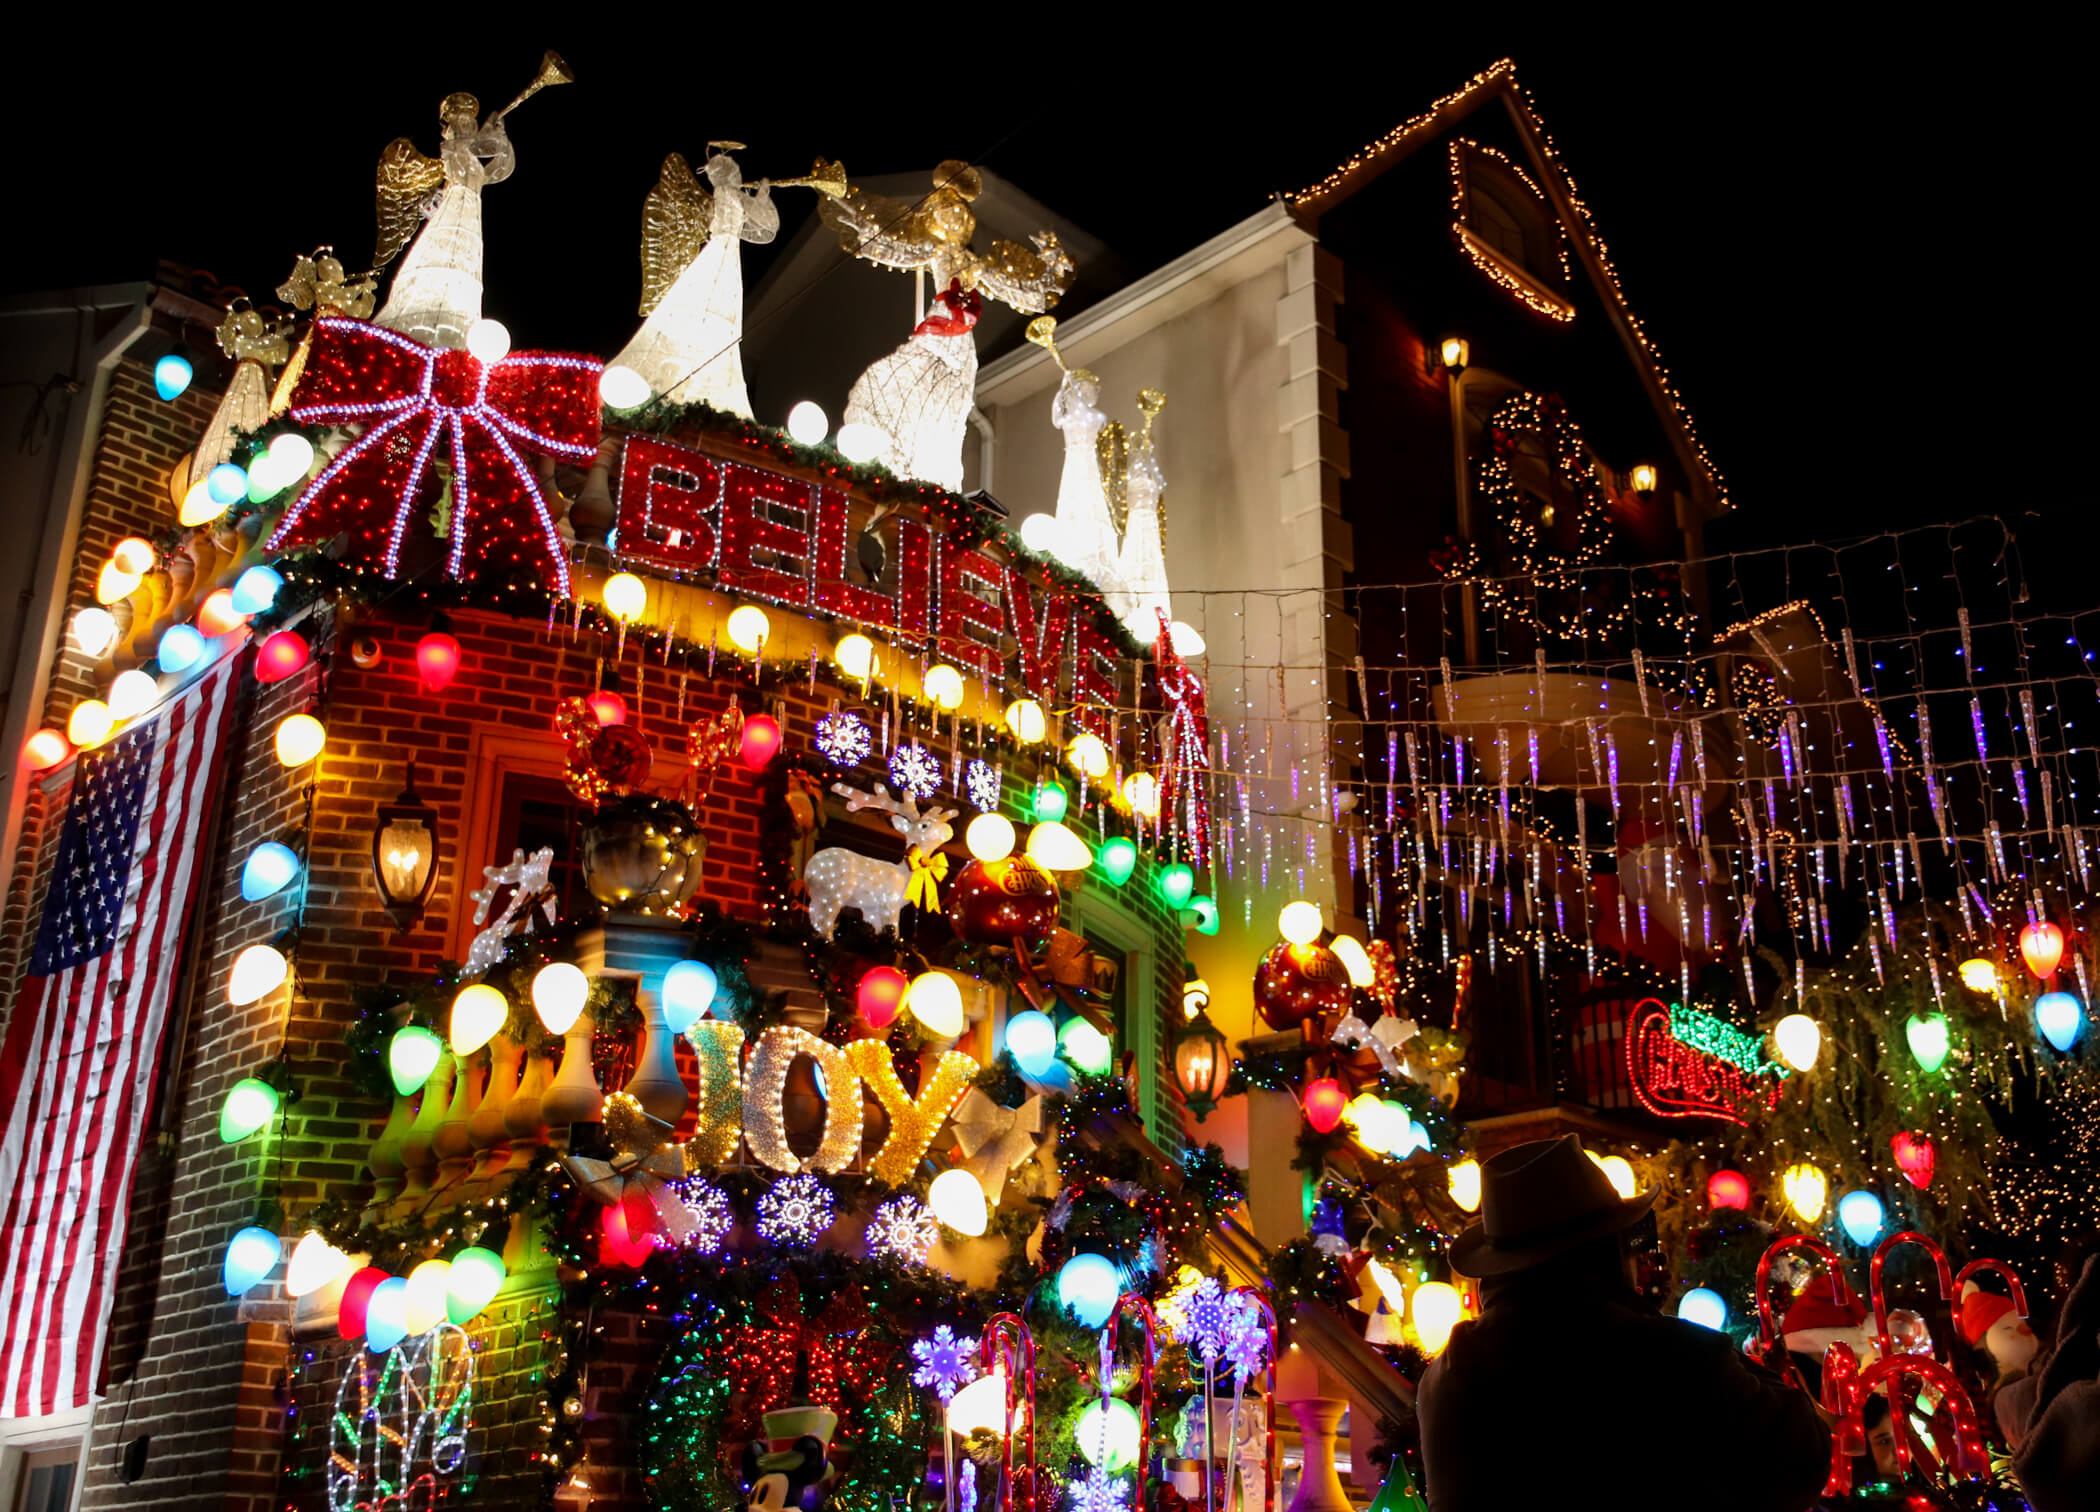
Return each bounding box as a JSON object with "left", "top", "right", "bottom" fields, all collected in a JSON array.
[{"left": 0, "top": 657, "right": 238, "bottom": 1416}]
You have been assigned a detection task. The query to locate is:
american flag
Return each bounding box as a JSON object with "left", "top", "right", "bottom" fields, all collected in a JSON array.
[{"left": 0, "top": 656, "right": 239, "bottom": 1416}]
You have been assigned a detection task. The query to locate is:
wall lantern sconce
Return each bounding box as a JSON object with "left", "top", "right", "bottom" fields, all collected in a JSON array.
[
  {"left": 1437, "top": 336, "right": 1470, "bottom": 376},
  {"left": 1629, "top": 462, "right": 1658, "bottom": 497},
  {"left": 1171, "top": 973, "right": 1232, "bottom": 1122},
  {"left": 371, "top": 761, "right": 441, "bottom": 931}
]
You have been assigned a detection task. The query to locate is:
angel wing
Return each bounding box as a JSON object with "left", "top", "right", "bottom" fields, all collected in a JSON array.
[
  {"left": 972, "top": 232, "right": 1077, "bottom": 314},
  {"left": 1097, "top": 420, "right": 1129, "bottom": 536},
  {"left": 639, "top": 153, "right": 714, "bottom": 317},
  {"left": 818, "top": 185, "right": 948, "bottom": 272},
  {"left": 373, "top": 138, "right": 447, "bottom": 269}
]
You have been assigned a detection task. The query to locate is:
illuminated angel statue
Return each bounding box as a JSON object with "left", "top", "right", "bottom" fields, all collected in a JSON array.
[
  {"left": 1113, "top": 388, "right": 1173, "bottom": 640},
  {"left": 271, "top": 247, "right": 377, "bottom": 413},
  {"left": 612, "top": 150, "right": 842, "bottom": 414},
  {"left": 819, "top": 160, "right": 1074, "bottom": 489},
  {"left": 371, "top": 90, "right": 515, "bottom": 347},
  {"left": 189, "top": 303, "right": 290, "bottom": 487}
]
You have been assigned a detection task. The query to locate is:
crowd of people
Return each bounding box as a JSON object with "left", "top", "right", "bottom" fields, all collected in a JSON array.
[{"left": 1414, "top": 1137, "right": 2099, "bottom": 1511}]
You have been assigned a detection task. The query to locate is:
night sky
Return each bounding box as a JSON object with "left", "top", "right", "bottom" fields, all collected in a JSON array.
[{"left": 5, "top": 26, "right": 2074, "bottom": 592}]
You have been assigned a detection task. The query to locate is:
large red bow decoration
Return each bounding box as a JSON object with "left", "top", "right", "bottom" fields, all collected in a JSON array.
[
  {"left": 264, "top": 317, "right": 602, "bottom": 592},
  {"left": 724, "top": 1277, "right": 895, "bottom": 1440}
]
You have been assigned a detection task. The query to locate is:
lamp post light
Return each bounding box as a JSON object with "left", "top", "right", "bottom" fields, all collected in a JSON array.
[
  {"left": 1171, "top": 975, "right": 1231, "bottom": 1123},
  {"left": 371, "top": 762, "right": 441, "bottom": 931}
]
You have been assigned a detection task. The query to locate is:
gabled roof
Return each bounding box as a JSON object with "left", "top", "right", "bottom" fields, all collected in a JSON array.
[{"left": 1286, "top": 60, "right": 1730, "bottom": 515}]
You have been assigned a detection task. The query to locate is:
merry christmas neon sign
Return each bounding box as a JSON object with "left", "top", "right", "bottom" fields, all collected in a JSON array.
[{"left": 1624, "top": 998, "right": 1788, "bottom": 1125}]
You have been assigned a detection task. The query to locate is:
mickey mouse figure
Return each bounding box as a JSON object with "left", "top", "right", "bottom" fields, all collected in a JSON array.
[{"left": 740, "top": 1406, "right": 839, "bottom": 1512}]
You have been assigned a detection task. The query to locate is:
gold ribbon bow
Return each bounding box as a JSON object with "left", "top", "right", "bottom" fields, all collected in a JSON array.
[
  {"left": 950, "top": 1088, "right": 1044, "bottom": 1206},
  {"left": 905, "top": 846, "right": 949, "bottom": 910}
]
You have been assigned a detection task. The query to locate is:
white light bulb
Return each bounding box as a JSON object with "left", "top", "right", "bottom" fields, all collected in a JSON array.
[
  {"left": 1168, "top": 621, "right": 1207, "bottom": 657},
  {"left": 464, "top": 319, "right": 511, "bottom": 364},
  {"left": 1019, "top": 513, "right": 1065, "bottom": 556},
  {"left": 1278, "top": 900, "right": 1324, "bottom": 946},
  {"left": 106, "top": 669, "right": 160, "bottom": 720},
  {"left": 929, "top": 1168, "right": 989, "bottom": 1236},
  {"left": 600, "top": 364, "right": 651, "bottom": 411},
  {"left": 786, "top": 400, "right": 829, "bottom": 446},
  {"left": 835, "top": 422, "right": 885, "bottom": 463},
  {"left": 73, "top": 606, "right": 119, "bottom": 658}
]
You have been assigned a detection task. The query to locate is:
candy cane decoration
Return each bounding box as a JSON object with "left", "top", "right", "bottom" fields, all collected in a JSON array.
[
  {"left": 1107, "top": 1294, "right": 1159, "bottom": 1499},
  {"left": 1227, "top": 1287, "right": 1278, "bottom": 1512},
  {"left": 1818, "top": 1342, "right": 1865, "bottom": 1497},
  {"left": 1870, "top": 1230, "right": 1955, "bottom": 1361},
  {"left": 1953, "top": 1258, "right": 2029, "bottom": 1320},
  {"left": 1755, "top": 1234, "right": 1858, "bottom": 1369},
  {"left": 1844, "top": 1354, "right": 1989, "bottom": 1480},
  {"left": 981, "top": 1313, "right": 1037, "bottom": 1512}
]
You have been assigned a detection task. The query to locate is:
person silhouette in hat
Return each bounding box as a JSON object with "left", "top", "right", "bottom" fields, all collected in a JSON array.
[{"left": 1416, "top": 1136, "right": 1828, "bottom": 1511}]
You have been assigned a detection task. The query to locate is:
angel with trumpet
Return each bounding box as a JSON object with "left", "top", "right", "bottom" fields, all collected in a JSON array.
[
  {"left": 371, "top": 53, "right": 573, "bottom": 348},
  {"left": 818, "top": 160, "right": 1074, "bottom": 490},
  {"left": 610, "top": 147, "right": 845, "bottom": 416}
]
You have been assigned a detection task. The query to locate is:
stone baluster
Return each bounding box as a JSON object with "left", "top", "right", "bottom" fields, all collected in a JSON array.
[
  {"left": 365, "top": 1091, "right": 416, "bottom": 1223},
  {"left": 466, "top": 1033, "right": 523, "bottom": 1199},
  {"left": 504, "top": 1048, "right": 551, "bottom": 1177},
  {"left": 432, "top": 1046, "right": 482, "bottom": 1198},
  {"left": 541, "top": 1010, "right": 604, "bottom": 1139},
  {"left": 624, "top": 994, "right": 688, "bottom": 1128},
  {"left": 394, "top": 1052, "right": 455, "bottom": 1222}
]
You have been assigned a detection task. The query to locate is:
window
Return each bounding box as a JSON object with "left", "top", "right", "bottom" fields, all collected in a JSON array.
[
  {"left": 1070, "top": 892, "right": 1175, "bottom": 1151},
  {"left": 1449, "top": 140, "right": 1576, "bottom": 323},
  {"left": 489, "top": 772, "right": 590, "bottom": 924},
  {"left": 11, "top": 1449, "right": 75, "bottom": 1512}
]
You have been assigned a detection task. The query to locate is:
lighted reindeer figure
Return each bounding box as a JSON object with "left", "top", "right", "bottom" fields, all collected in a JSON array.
[{"left": 803, "top": 781, "right": 957, "bottom": 937}]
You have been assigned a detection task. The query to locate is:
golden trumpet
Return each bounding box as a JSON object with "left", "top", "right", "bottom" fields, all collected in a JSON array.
[
  {"left": 769, "top": 158, "right": 848, "bottom": 199},
  {"left": 494, "top": 51, "right": 575, "bottom": 120},
  {"left": 1025, "top": 315, "right": 1068, "bottom": 369}
]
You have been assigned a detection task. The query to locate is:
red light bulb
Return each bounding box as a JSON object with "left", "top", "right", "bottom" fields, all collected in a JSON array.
[
  {"left": 415, "top": 631, "right": 461, "bottom": 692},
  {"left": 255, "top": 630, "right": 309, "bottom": 684},
  {"left": 22, "top": 729, "right": 70, "bottom": 770},
  {"left": 337, "top": 1266, "right": 388, "bottom": 1339},
  {"left": 1303, "top": 1076, "right": 1347, "bottom": 1133},
  {"left": 739, "top": 713, "right": 782, "bottom": 770},
  {"left": 2019, "top": 920, "right": 2065, "bottom": 980},
  {"left": 857, "top": 966, "right": 910, "bottom": 1030},
  {"left": 588, "top": 690, "right": 628, "bottom": 727},
  {"left": 1706, "top": 1169, "right": 1751, "bottom": 1211}
]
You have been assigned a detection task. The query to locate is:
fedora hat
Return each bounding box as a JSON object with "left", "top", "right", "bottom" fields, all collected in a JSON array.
[{"left": 1449, "top": 1136, "right": 1655, "bottom": 1277}]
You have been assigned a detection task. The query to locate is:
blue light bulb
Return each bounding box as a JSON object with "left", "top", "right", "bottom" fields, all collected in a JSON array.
[
  {"left": 154, "top": 352, "right": 193, "bottom": 400},
  {"left": 156, "top": 623, "right": 205, "bottom": 672},
  {"left": 207, "top": 463, "right": 248, "bottom": 506},
  {"left": 1056, "top": 1253, "right": 1121, "bottom": 1329},
  {"left": 230, "top": 565, "right": 284, "bottom": 616},
  {"left": 2036, "top": 990, "right": 2085, "bottom": 1052},
  {"left": 1837, "top": 1189, "right": 1886, "bottom": 1247},
  {"left": 223, "top": 1226, "right": 282, "bottom": 1296},
  {"left": 1005, "top": 1009, "right": 1057, "bottom": 1077},
  {"left": 364, "top": 1276, "right": 409, "bottom": 1352},
  {"left": 1677, "top": 1288, "right": 1727, "bottom": 1330},
  {"left": 661, "top": 960, "right": 719, "bottom": 1035},
  {"left": 241, "top": 842, "right": 301, "bottom": 901}
]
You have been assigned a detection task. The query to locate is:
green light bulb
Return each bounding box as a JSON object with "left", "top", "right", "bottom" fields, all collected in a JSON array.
[
  {"left": 1188, "top": 894, "right": 1220, "bottom": 935},
  {"left": 389, "top": 1025, "right": 445, "bottom": 1095},
  {"left": 1905, "top": 1012, "right": 1950, "bottom": 1073},
  {"left": 218, "top": 1077, "right": 279, "bottom": 1142},
  {"left": 1097, "top": 836, "right": 1138, "bottom": 886},
  {"left": 1156, "top": 862, "right": 1195, "bottom": 910},
  {"left": 1032, "top": 780, "right": 1069, "bottom": 823}
]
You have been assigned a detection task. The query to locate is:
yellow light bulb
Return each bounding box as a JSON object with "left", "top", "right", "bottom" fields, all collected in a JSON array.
[
  {"left": 95, "top": 561, "right": 140, "bottom": 605},
  {"left": 111, "top": 537, "right": 157, "bottom": 576},
  {"left": 1003, "top": 699, "right": 1047, "bottom": 744},
  {"left": 601, "top": 572, "right": 647, "bottom": 624},
  {"left": 1587, "top": 1151, "right": 1637, "bottom": 1199},
  {"left": 1278, "top": 901, "right": 1324, "bottom": 946},
  {"left": 1121, "top": 771, "right": 1161, "bottom": 820},
  {"left": 67, "top": 700, "right": 114, "bottom": 749},
  {"left": 966, "top": 813, "right": 1016, "bottom": 862},
  {"left": 1025, "top": 820, "right": 1092, "bottom": 872},
  {"left": 180, "top": 479, "right": 223, "bottom": 527},
  {"left": 1782, "top": 1161, "right": 1828, "bottom": 1223},
  {"left": 1958, "top": 957, "right": 1998, "bottom": 995},
  {"left": 1065, "top": 732, "right": 1110, "bottom": 779},
  {"left": 725, "top": 605, "right": 771, "bottom": 654},
  {"left": 922, "top": 663, "right": 965, "bottom": 710},
  {"left": 1448, "top": 1158, "right": 1482, "bottom": 1213},
  {"left": 450, "top": 983, "right": 509, "bottom": 1055},
  {"left": 1411, "top": 1281, "right": 1463, "bottom": 1355},
  {"left": 274, "top": 714, "right": 326, "bottom": 767},
  {"left": 906, "top": 971, "right": 965, "bottom": 1038},
  {"left": 1329, "top": 934, "right": 1374, "bottom": 987},
  {"left": 834, "top": 633, "right": 879, "bottom": 682}
]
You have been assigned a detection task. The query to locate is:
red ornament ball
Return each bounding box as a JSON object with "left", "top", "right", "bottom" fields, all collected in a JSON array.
[
  {"left": 740, "top": 713, "right": 782, "bottom": 770},
  {"left": 1253, "top": 941, "right": 1351, "bottom": 1032},
  {"left": 588, "top": 690, "right": 628, "bottom": 727},
  {"left": 337, "top": 1266, "right": 388, "bottom": 1340},
  {"left": 857, "top": 966, "right": 909, "bottom": 1030},
  {"left": 255, "top": 630, "right": 309, "bottom": 683},
  {"left": 947, "top": 855, "right": 1060, "bottom": 947},
  {"left": 1303, "top": 1076, "right": 1347, "bottom": 1133},
  {"left": 415, "top": 631, "right": 462, "bottom": 691},
  {"left": 1706, "top": 1169, "right": 1752, "bottom": 1211}
]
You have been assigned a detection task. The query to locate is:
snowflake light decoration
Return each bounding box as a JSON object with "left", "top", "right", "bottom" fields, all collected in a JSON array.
[
  {"left": 964, "top": 758, "right": 1001, "bottom": 812},
  {"left": 668, "top": 1177, "right": 733, "bottom": 1255},
  {"left": 1223, "top": 1296, "right": 1270, "bottom": 1384},
  {"left": 1163, "top": 1275, "right": 1233, "bottom": 1365},
  {"left": 888, "top": 741, "right": 942, "bottom": 799},
  {"left": 866, "top": 1194, "right": 940, "bottom": 1265},
  {"left": 1069, "top": 1468, "right": 1130, "bottom": 1512},
  {"left": 910, "top": 1324, "right": 979, "bottom": 1402},
  {"left": 815, "top": 711, "right": 872, "bottom": 767},
  {"left": 755, "top": 1172, "right": 835, "bottom": 1248}
]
